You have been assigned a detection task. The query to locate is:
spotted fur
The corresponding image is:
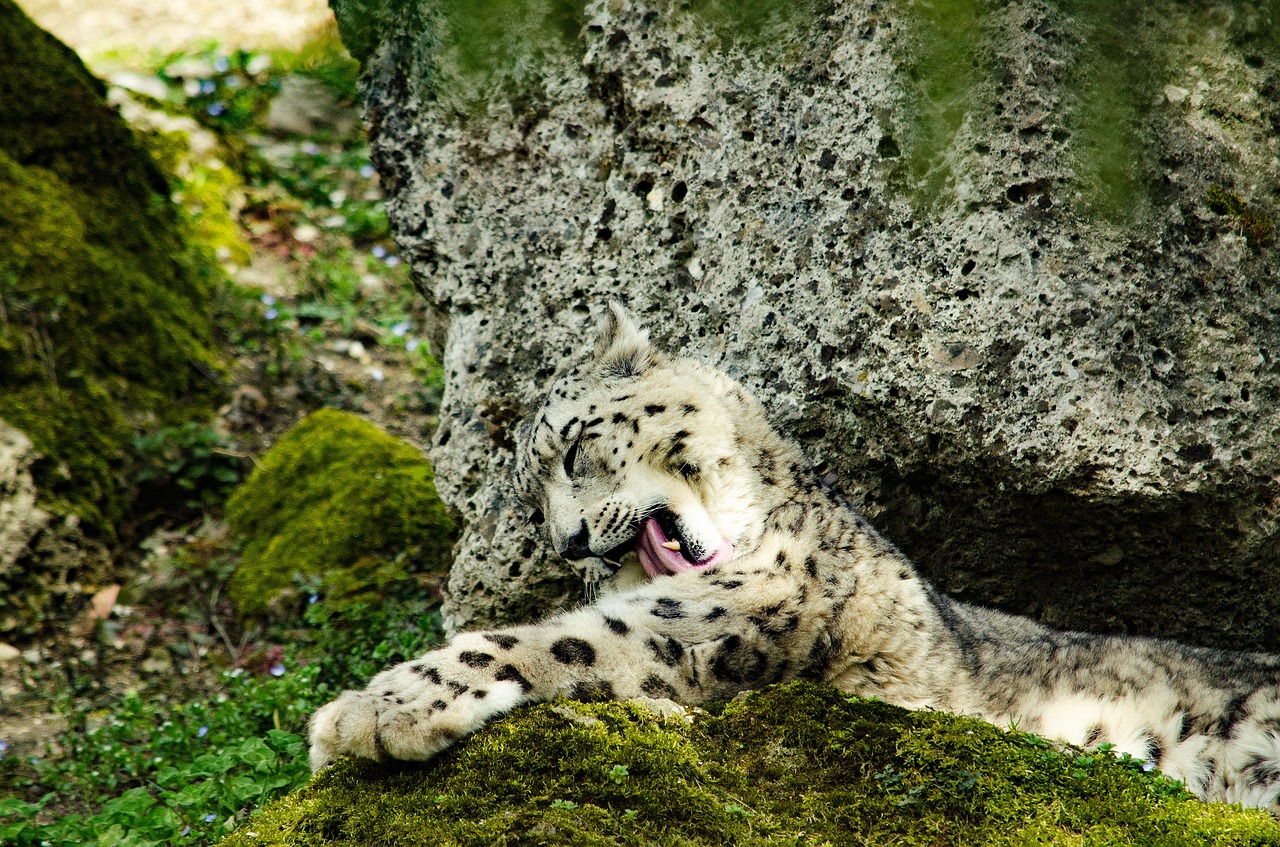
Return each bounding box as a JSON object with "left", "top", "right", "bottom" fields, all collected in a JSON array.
[{"left": 309, "top": 306, "right": 1280, "bottom": 813}]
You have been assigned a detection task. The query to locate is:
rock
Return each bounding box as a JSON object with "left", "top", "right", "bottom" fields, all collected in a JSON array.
[
  {"left": 225, "top": 409, "right": 456, "bottom": 617},
  {"left": 0, "top": 0, "right": 226, "bottom": 637},
  {"left": 334, "top": 0, "right": 1280, "bottom": 648},
  {"left": 217, "top": 682, "right": 1280, "bottom": 846},
  {"left": 265, "top": 73, "right": 358, "bottom": 137},
  {"left": 0, "top": 422, "right": 48, "bottom": 578}
]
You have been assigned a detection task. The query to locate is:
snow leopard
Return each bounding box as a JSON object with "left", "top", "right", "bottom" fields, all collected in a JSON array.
[{"left": 309, "top": 304, "right": 1280, "bottom": 813}]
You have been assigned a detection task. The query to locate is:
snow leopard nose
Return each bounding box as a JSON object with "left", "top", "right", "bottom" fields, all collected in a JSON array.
[{"left": 560, "top": 521, "right": 594, "bottom": 560}]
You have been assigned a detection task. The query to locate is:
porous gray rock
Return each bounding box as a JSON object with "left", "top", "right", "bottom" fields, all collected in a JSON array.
[
  {"left": 0, "top": 421, "right": 48, "bottom": 580},
  {"left": 337, "top": 0, "right": 1280, "bottom": 648}
]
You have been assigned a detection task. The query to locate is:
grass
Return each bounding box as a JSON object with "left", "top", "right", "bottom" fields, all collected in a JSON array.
[{"left": 0, "top": 592, "right": 445, "bottom": 846}]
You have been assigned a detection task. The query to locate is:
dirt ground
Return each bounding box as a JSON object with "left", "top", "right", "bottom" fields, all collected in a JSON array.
[{"left": 19, "top": 0, "right": 334, "bottom": 56}]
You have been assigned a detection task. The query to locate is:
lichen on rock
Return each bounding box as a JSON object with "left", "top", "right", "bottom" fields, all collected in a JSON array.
[
  {"left": 221, "top": 682, "right": 1280, "bottom": 845},
  {"left": 225, "top": 409, "right": 456, "bottom": 616}
]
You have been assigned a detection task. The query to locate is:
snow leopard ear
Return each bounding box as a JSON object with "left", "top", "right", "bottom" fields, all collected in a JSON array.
[{"left": 593, "top": 302, "right": 660, "bottom": 378}]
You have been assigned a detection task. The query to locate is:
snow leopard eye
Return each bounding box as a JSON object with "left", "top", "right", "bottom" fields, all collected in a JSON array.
[{"left": 562, "top": 441, "right": 580, "bottom": 479}]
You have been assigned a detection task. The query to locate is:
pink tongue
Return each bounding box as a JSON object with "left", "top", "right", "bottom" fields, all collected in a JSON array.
[{"left": 636, "top": 517, "right": 733, "bottom": 578}]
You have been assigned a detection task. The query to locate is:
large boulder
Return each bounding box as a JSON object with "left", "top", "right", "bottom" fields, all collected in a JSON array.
[
  {"left": 0, "top": 0, "right": 223, "bottom": 635},
  {"left": 332, "top": 0, "right": 1280, "bottom": 647}
]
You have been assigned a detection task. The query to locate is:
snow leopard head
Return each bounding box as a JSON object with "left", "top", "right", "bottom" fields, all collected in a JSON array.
[{"left": 515, "top": 304, "right": 777, "bottom": 594}]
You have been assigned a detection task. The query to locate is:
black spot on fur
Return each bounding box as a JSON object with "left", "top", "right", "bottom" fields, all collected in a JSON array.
[
  {"left": 1084, "top": 725, "right": 1102, "bottom": 746},
  {"left": 472, "top": 689, "right": 488, "bottom": 699},
  {"left": 644, "top": 404, "right": 666, "bottom": 415},
  {"left": 714, "top": 579, "right": 743, "bottom": 590},
  {"left": 551, "top": 637, "right": 597, "bottom": 666},
  {"left": 412, "top": 665, "right": 442, "bottom": 684},
  {"left": 611, "top": 412, "right": 629, "bottom": 425},
  {"left": 1215, "top": 692, "right": 1253, "bottom": 737},
  {"left": 751, "top": 611, "right": 800, "bottom": 638},
  {"left": 652, "top": 598, "right": 686, "bottom": 620},
  {"left": 495, "top": 664, "right": 533, "bottom": 693},
  {"left": 432, "top": 700, "right": 448, "bottom": 710},
  {"left": 648, "top": 636, "right": 684, "bottom": 666},
  {"left": 447, "top": 681, "right": 469, "bottom": 695},
  {"left": 1177, "top": 713, "right": 1194, "bottom": 742},
  {"left": 711, "top": 636, "right": 769, "bottom": 685},
  {"left": 641, "top": 675, "right": 678, "bottom": 699},
  {"left": 569, "top": 680, "right": 616, "bottom": 702},
  {"left": 1250, "top": 755, "right": 1280, "bottom": 786},
  {"left": 458, "top": 651, "right": 495, "bottom": 669},
  {"left": 704, "top": 606, "right": 727, "bottom": 621},
  {"left": 1144, "top": 735, "right": 1164, "bottom": 765},
  {"left": 558, "top": 417, "right": 579, "bottom": 440},
  {"left": 682, "top": 404, "right": 697, "bottom": 415},
  {"left": 484, "top": 633, "right": 520, "bottom": 650},
  {"left": 804, "top": 556, "right": 819, "bottom": 578}
]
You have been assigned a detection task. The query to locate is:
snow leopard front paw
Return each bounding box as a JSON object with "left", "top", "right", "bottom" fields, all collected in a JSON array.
[{"left": 308, "top": 642, "right": 531, "bottom": 772}]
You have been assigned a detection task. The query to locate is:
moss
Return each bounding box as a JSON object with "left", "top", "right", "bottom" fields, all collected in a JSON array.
[
  {"left": 895, "top": 0, "right": 992, "bottom": 209},
  {"left": 1207, "top": 185, "right": 1276, "bottom": 249},
  {"left": 225, "top": 410, "right": 455, "bottom": 616},
  {"left": 221, "top": 682, "right": 1280, "bottom": 845},
  {"left": 0, "top": 0, "right": 223, "bottom": 536}
]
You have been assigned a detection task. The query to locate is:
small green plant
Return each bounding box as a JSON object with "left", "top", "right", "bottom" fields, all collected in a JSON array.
[
  {"left": 134, "top": 422, "right": 246, "bottom": 511},
  {"left": 607, "top": 764, "right": 630, "bottom": 784},
  {"left": 0, "top": 591, "right": 445, "bottom": 846},
  {"left": 1207, "top": 185, "right": 1276, "bottom": 248}
]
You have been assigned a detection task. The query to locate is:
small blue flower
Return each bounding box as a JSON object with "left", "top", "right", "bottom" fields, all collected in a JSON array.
[
  {"left": 385, "top": 255, "right": 401, "bottom": 267},
  {"left": 260, "top": 293, "right": 276, "bottom": 306},
  {"left": 207, "top": 102, "right": 226, "bottom": 116},
  {"left": 214, "top": 56, "right": 230, "bottom": 73},
  {"left": 181, "top": 826, "right": 191, "bottom": 836},
  {"left": 359, "top": 164, "right": 376, "bottom": 178},
  {"left": 301, "top": 142, "right": 320, "bottom": 155},
  {"left": 0, "top": 739, "right": 9, "bottom": 757},
  {"left": 308, "top": 593, "right": 320, "bottom": 605},
  {"left": 405, "top": 338, "right": 420, "bottom": 353},
  {"left": 197, "top": 725, "right": 208, "bottom": 738},
  {"left": 371, "top": 245, "right": 387, "bottom": 259},
  {"left": 269, "top": 663, "right": 286, "bottom": 677},
  {"left": 370, "top": 367, "right": 385, "bottom": 382},
  {"left": 264, "top": 307, "right": 279, "bottom": 320},
  {"left": 1142, "top": 760, "right": 1156, "bottom": 772},
  {"left": 391, "top": 321, "right": 410, "bottom": 337},
  {"left": 199, "top": 80, "right": 217, "bottom": 95},
  {"left": 204, "top": 813, "right": 217, "bottom": 822}
]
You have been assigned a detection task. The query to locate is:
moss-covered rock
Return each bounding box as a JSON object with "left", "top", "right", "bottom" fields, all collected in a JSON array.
[
  {"left": 221, "top": 682, "right": 1280, "bottom": 845},
  {"left": 0, "top": 0, "right": 225, "bottom": 635},
  {"left": 225, "top": 410, "right": 455, "bottom": 616}
]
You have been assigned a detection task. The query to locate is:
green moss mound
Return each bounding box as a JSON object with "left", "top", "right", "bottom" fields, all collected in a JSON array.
[
  {"left": 225, "top": 410, "right": 455, "bottom": 615},
  {"left": 0, "top": 0, "right": 222, "bottom": 535},
  {"left": 221, "top": 682, "right": 1280, "bottom": 846}
]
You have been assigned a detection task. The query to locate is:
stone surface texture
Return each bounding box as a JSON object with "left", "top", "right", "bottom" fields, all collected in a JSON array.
[
  {"left": 349, "top": 0, "right": 1280, "bottom": 647},
  {"left": 0, "top": 422, "right": 48, "bottom": 579}
]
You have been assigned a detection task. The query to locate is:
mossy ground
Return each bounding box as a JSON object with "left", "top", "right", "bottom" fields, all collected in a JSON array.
[
  {"left": 225, "top": 409, "right": 455, "bottom": 615},
  {"left": 220, "top": 682, "right": 1280, "bottom": 846}
]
